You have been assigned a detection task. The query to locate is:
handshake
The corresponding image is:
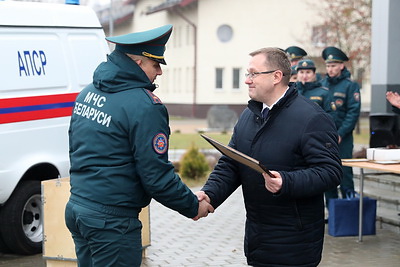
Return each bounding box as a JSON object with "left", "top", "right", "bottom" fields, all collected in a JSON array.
[{"left": 193, "top": 191, "right": 214, "bottom": 221}]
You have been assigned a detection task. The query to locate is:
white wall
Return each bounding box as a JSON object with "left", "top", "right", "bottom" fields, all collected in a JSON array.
[{"left": 195, "top": 0, "right": 322, "bottom": 105}]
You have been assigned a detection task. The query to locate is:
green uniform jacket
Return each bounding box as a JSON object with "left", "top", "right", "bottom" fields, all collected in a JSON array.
[
  {"left": 296, "top": 80, "right": 332, "bottom": 113},
  {"left": 321, "top": 68, "right": 361, "bottom": 138},
  {"left": 69, "top": 50, "right": 198, "bottom": 218}
]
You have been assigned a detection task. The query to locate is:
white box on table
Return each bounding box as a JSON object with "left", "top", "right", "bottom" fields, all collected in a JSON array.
[{"left": 366, "top": 148, "right": 400, "bottom": 161}]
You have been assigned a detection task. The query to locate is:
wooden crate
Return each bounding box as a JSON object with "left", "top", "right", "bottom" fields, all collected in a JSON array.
[{"left": 42, "top": 177, "right": 150, "bottom": 265}]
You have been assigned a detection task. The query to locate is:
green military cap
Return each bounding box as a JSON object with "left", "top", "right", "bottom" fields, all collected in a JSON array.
[
  {"left": 296, "top": 59, "right": 316, "bottom": 71},
  {"left": 106, "top": 24, "right": 173, "bottom": 65},
  {"left": 291, "top": 65, "right": 298, "bottom": 75},
  {"left": 322, "top": 46, "right": 349, "bottom": 63},
  {"left": 285, "top": 46, "right": 307, "bottom": 61}
]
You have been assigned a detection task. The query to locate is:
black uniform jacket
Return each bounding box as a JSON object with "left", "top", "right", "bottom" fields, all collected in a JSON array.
[{"left": 202, "top": 85, "right": 342, "bottom": 267}]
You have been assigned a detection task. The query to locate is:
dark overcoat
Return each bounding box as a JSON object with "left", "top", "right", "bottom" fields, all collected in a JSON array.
[{"left": 202, "top": 85, "right": 342, "bottom": 267}]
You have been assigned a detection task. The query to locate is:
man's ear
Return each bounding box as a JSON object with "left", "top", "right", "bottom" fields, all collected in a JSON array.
[
  {"left": 273, "top": 70, "right": 284, "bottom": 84},
  {"left": 126, "top": 53, "right": 143, "bottom": 65},
  {"left": 134, "top": 59, "right": 143, "bottom": 66}
]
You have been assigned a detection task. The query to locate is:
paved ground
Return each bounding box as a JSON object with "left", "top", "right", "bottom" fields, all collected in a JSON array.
[{"left": 1, "top": 187, "right": 400, "bottom": 266}]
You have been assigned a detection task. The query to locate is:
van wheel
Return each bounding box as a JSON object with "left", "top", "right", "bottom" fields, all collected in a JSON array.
[
  {"left": 0, "top": 209, "right": 10, "bottom": 253},
  {"left": 0, "top": 180, "right": 42, "bottom": 255},
  {"left": 0, "top": 232, "right": 12, "bottom": 253}
]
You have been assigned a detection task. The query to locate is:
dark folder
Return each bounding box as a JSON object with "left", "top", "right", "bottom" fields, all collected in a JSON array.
[{"left": 201, "top": 134, "right": 275, "bottom": 177}]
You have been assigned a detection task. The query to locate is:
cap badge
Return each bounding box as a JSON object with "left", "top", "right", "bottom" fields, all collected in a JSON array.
[
  {"left": 328, "top": 55, "right": 333, "bottom": 59},
  {"left": 302, "top": 62, "right": 308, "bottom": 67}
]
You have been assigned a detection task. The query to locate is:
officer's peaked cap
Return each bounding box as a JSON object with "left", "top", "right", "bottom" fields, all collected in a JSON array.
[
  {"left": 285, "top": 46, "right": 307, "bottom": 61},
  {"left": 290, "top": 65, "right": 298, "bottom": 75},
  {"left": 322, "top": 46, "right": 349, "bottom": 63},
  {"left": 106, "top": 24, "right": 173, "bottom": 65},
  {"left": 296, "top": 59, "right": 316, "bottom": 71}
]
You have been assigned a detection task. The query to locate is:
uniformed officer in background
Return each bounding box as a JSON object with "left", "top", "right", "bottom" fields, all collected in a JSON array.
[
  {"left": 296, "top": 59, "right": 332, "bottom": 113},
  {"left": 285, "top": 45, "right": 307, "bottom": 66},
  {"left": 65, "top": 25, "right": 213, "bottom": 266},
  {"left": 321, "top": 46, "right": 361, "bottom": 212},
  {"left": 289, "top": 65, "right": 298, "bottom": 83}
]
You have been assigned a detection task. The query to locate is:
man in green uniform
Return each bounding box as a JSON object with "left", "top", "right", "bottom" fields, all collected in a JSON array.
[
  {"left": 321, "top": 46, "right": 361, "bottom": 211},
  {"left": 289, "top": 65, "right": 298, "bottom": 83},
  {"left": 65, "top": 25, "right": 213, "bottom": 267},
  {"left": 296, "top": 59, "right": 332, "bottom": 113}
]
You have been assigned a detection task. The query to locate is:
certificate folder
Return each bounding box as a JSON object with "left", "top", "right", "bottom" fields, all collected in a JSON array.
[{"left": 201, "top": 134, "right": 275, "bottom": 177}]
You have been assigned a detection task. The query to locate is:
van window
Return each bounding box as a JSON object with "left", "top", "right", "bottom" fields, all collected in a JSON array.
[{"left": 68, "top": 33, "right": 108, "bottom": 88}]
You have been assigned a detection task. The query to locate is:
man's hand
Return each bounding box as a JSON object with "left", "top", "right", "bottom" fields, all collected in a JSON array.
[
  {"left": 192, "top": 191, "right": 214, "bottom": 221},
  {"left": 386, "top": 91, "right": 400, "bottom": 108},
  {"left": 263, "top": 171, "right": 282, "bottom": 193},
  {"left": 195, "top": 191, "right": 210, "bottom": 203}
]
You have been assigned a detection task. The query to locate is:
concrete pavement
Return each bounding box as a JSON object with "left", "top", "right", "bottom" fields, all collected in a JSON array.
[{"left": 141, "top": 187, "right": 247, "bottom": 267}]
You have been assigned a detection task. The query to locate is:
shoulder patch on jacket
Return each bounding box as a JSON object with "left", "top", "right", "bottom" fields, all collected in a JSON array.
[
  {"left": 153, "top": 133, "right": 168, "bottom": 154},
  {"left": 145, "top": 89, "right": 163, "bottom": 104},
  {"left": 353, "top": 92, "right": 360, "bottom": 102}
]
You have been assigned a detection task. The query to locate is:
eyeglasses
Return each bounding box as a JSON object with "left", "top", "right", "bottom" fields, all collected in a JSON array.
[{"left": 245, "top": 70, "right": 279, "bottom": 80}]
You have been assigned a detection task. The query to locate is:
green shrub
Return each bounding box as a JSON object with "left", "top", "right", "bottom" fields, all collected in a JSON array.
[
  {"left": 172, "top": 161, "right": 181, "bottom": 173},
  {"left": 180, "top": 144, "right": 209, "bottom": 180}
]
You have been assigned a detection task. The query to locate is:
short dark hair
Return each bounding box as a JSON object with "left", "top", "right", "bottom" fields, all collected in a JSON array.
[{"left": 249, "top": 47, "right": 291, "bottom": 85}]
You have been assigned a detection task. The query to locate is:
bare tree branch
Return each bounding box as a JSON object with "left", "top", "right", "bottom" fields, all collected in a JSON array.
[{"left": 308, "top": 0, "right": 372, "bottom": 76}]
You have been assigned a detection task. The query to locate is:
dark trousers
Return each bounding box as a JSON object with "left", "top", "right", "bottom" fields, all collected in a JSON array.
[
  {"left": 65, "top": 200, "right": 142, "bottom": 267},
  {"left": 325, "top": 133, "right": 354, "bottom": 206}
]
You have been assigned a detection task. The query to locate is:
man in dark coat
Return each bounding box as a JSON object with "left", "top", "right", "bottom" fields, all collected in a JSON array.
[{"left": 196, "top": 48, "right": 342, "bottom": 266}]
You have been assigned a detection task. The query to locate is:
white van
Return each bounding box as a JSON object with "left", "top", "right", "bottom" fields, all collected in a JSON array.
[{"left": 0, "top": 1, "right": 109, "bottom": 254}]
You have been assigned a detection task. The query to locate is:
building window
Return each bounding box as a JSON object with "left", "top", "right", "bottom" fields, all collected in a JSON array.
[
  {"left": 311, "top": 25, "right": 327, "bottom": 48},
  {"left": 216, "top": 68, "right": 223, "bottom": 89},
  {"left": 232, "top": 68, "right": 240, "bottom": 89}
]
